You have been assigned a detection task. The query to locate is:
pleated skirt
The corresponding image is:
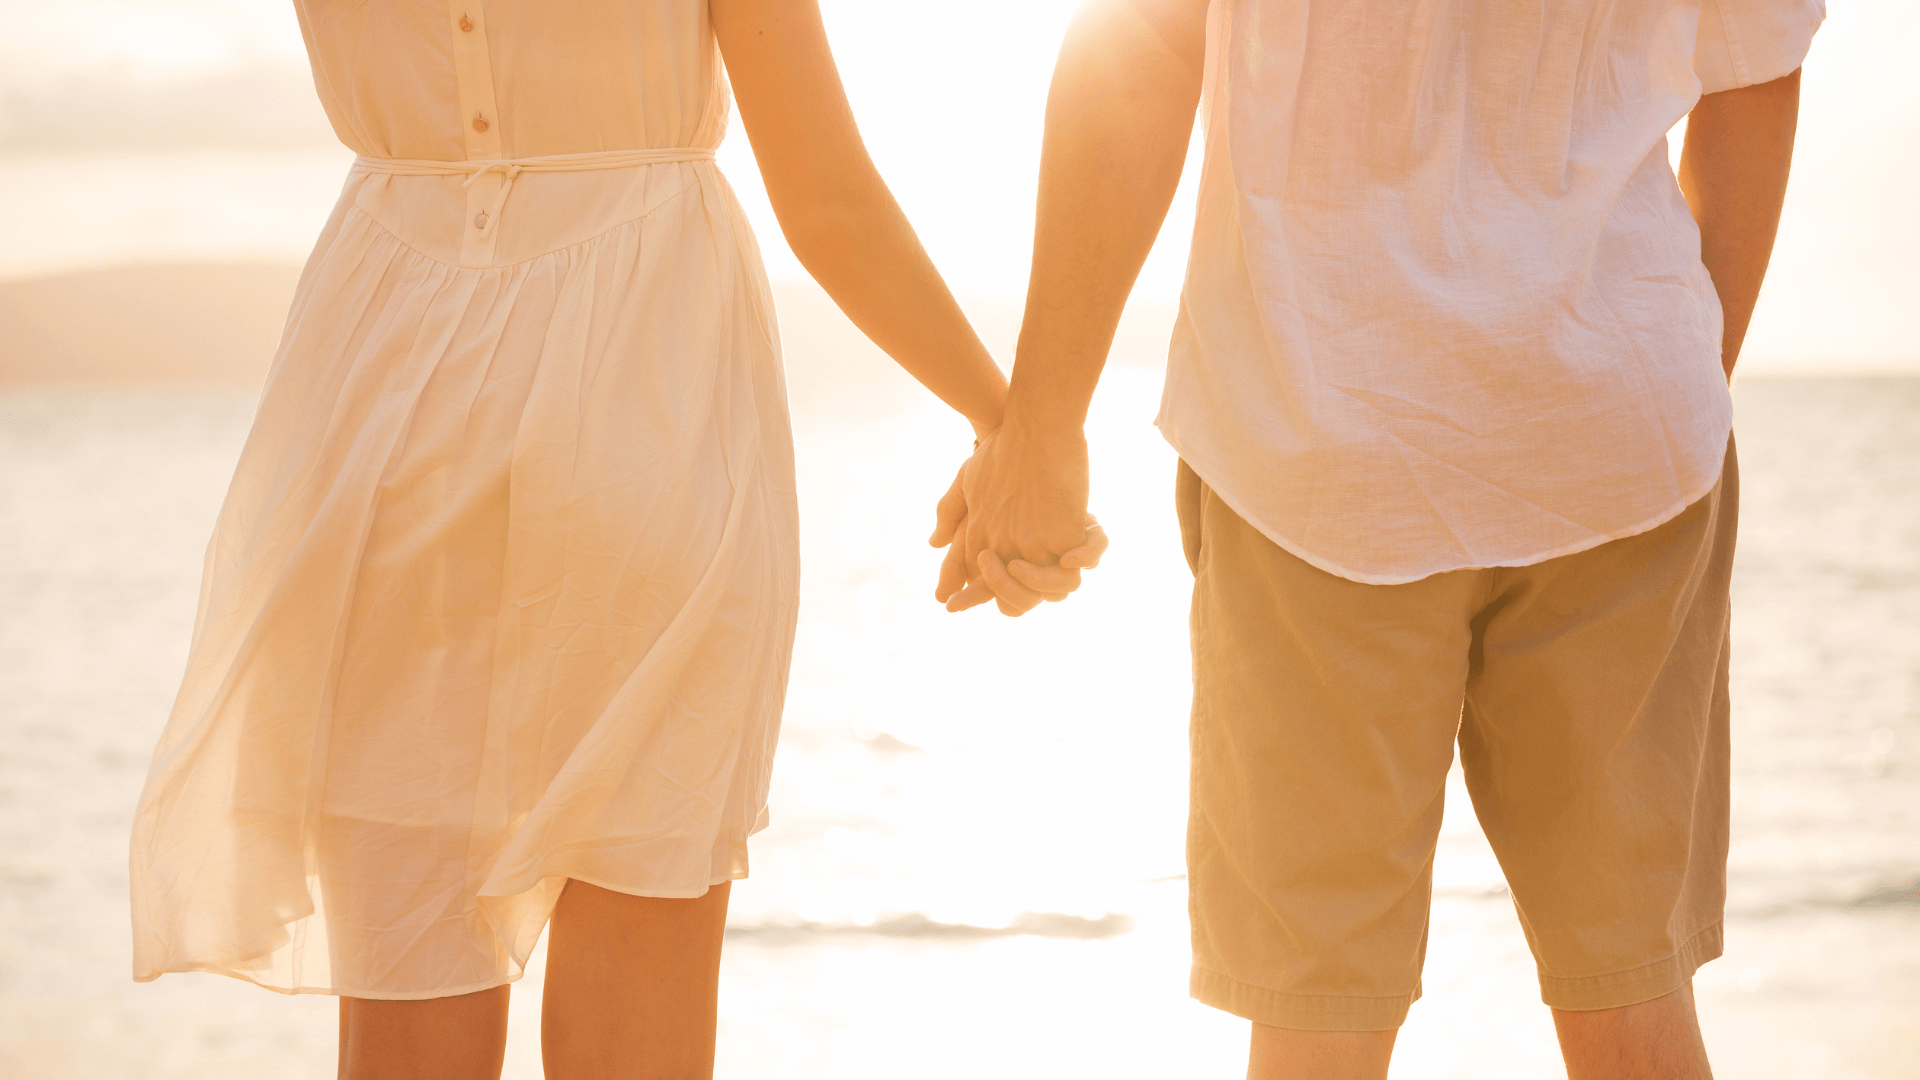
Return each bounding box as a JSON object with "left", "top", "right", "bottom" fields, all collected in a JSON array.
[{"left": 129, "top": 158, "right": 799, "bottom": 998}]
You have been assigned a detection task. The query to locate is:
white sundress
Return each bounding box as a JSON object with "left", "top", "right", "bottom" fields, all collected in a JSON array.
[{"left": 129, "top": 0, "right": 799, "bottom": 999}]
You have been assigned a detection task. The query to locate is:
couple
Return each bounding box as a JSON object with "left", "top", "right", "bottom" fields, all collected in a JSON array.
[{"left": 128, "top": 0, "right": 1819, "bottom": 1077}]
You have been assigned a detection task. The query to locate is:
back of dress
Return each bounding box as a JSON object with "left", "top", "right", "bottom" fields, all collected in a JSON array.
[
  {"left": 130, "top": 0, "right": 800, "bottom": 1000},
  {"left": 295, "top": 0, "right": 728, "bottom": 159}
]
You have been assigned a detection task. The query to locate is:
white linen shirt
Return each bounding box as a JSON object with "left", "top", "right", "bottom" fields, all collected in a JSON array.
[{"left": 1157, "top": 0, "right": 1823, "bottom": 584}]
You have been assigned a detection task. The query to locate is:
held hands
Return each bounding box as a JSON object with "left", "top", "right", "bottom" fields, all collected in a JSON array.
[{"left": 928, "top": 422, "right": 1108, "bottom": 616}]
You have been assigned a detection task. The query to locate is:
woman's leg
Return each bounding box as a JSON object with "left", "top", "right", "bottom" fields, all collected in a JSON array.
[
  {"left": 337, "top": 986, "right": 510, "bottom": 1080},
  {"left": 541, "top": 879, "right": 732, "bottom": 1080}
]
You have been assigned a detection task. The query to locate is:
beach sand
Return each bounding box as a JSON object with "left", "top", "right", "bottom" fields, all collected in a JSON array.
[{"left": 0, "top": 264, "right": 1914, "bottom": 1078}]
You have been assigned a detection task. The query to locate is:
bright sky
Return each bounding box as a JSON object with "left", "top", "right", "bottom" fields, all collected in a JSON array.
[
  {"left": 711, "top": 0, "right": 1209, "bottom": 297},
  {"left": 0, "top": 0, "right": 1913, "bottom": 367}
]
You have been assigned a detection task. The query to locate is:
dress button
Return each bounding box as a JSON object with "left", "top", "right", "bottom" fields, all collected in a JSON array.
[
  {"left": 459, "top": 14, "right": 473, "bottom": 31},
  {"left": 472, "top": 115, "right": 489, "bottom": 133},
  {"left": 474, "top": 213, "right": 489, "bottom": 230}
]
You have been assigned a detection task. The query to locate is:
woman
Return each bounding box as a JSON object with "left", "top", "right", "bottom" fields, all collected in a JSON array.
[{"left": 128, "top": 1, "right": 1096, "bottom": 1076}]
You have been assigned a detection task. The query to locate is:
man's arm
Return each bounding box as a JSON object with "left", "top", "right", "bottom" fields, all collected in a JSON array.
[
  {"left": 933, "top": 0, "right": 1209, "bottom": 613},
  {"left": 1678, "top": 68, "right": 1802, "bottom": 379}
]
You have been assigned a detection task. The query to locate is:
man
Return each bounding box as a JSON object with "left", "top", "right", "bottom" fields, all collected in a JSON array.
[{"left": 934, "top": 0, "right": 1819, "bottom": 1075}]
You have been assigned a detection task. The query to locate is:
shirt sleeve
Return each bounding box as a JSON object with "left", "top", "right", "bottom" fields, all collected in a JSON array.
[{"left": 1694, "top": 0, "right": 1825, "bottom": 94}]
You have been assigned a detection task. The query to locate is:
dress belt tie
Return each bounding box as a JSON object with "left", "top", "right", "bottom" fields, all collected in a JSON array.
[{"left": 352, "top": 147, "right": 718, "bottom": 234}]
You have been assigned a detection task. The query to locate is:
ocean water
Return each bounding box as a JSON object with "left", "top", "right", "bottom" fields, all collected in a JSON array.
[{"left": 0, "top": 374, "right": 1915, "bottom": 1078}]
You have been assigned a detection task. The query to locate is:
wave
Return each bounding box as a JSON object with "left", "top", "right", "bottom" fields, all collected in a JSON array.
[{"left": 725, "top": 911, "right": 1132, "bottom": 944}]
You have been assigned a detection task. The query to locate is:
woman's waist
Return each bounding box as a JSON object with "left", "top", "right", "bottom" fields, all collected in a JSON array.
[
  {"left": 340, "top": 150, "right": 731, "bottom": 269},
  {"left": 352, "top": 145, "right": 718, "bottom": 178}
]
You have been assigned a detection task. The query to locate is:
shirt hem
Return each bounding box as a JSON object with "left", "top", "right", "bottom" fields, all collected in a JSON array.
[{"left": 1156, "top": 420, "right": 1730, "bottom": 586}]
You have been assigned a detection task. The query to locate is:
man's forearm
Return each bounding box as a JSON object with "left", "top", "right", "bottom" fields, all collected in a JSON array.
[
  {"left": 1005, "top": 0, "right": 1208, "bottom": 434},
  {"left": 1679, "top": 69, "right": 1801, "bottom": 378}
]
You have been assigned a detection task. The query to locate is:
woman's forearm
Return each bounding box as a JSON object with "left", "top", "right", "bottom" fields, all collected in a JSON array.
[
  {"left": 775, "top": 181, "right": 1008, "bottom": 437},
  {"left": 1679, "top": 68, "right": 1801, "bottom": 378},
  {"left": 713, "top": 0, "right": 1006, "bottom": 435}
]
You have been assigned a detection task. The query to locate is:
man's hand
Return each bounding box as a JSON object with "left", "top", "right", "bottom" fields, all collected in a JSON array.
[
  {"left": 964, "top": 419, "right": 1091, "bottom": 561},
  {"left": 932, "top": 510, "right": 1108, "bottom": 616},
  {"left": 930, "top": 426, "right": 1108, "bottom": 616},
  {"left": 927, "top": 0, "right": 1205, "bottom": 617}
]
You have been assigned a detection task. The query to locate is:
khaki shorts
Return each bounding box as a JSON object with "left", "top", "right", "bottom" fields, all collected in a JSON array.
[{"left": 1179, "top": 439, "right": 1737, "bottom": 1031}]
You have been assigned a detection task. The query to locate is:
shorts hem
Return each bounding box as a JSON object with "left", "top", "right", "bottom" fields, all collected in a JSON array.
[
  {"left": 1538, "top": 921, "right": 1724, "bottom": 1011},
  {"left": 1190, "top": 967, "right": 1417, "bottom": 1031}
]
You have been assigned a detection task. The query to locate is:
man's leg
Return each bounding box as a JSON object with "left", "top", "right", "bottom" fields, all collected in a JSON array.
[
  {"left": 1248, "top": 1025, "right": 1397, "bottom": 1080},
  {"left": 1461, "top": 442, "right": 1738, "bottom": 1077},
  {"left": 1178, "top": 462, "right": 1482, "bottom": 1059},
  {"left": 1243, "top": 953, "right": 1712, "bottom": 1080},
  {"left": 1553, "top": 983, "right": 1712, "bottom": 1080}
]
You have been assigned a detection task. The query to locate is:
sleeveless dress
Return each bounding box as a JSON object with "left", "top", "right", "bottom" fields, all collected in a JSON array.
[{"left": 129, "top": 0, "right": 799, "bottom": 1000}]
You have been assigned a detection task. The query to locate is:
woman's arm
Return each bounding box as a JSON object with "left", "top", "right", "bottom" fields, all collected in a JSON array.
[{"left": 711, "top": 0, "right": 1007, "bottom": 436}]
